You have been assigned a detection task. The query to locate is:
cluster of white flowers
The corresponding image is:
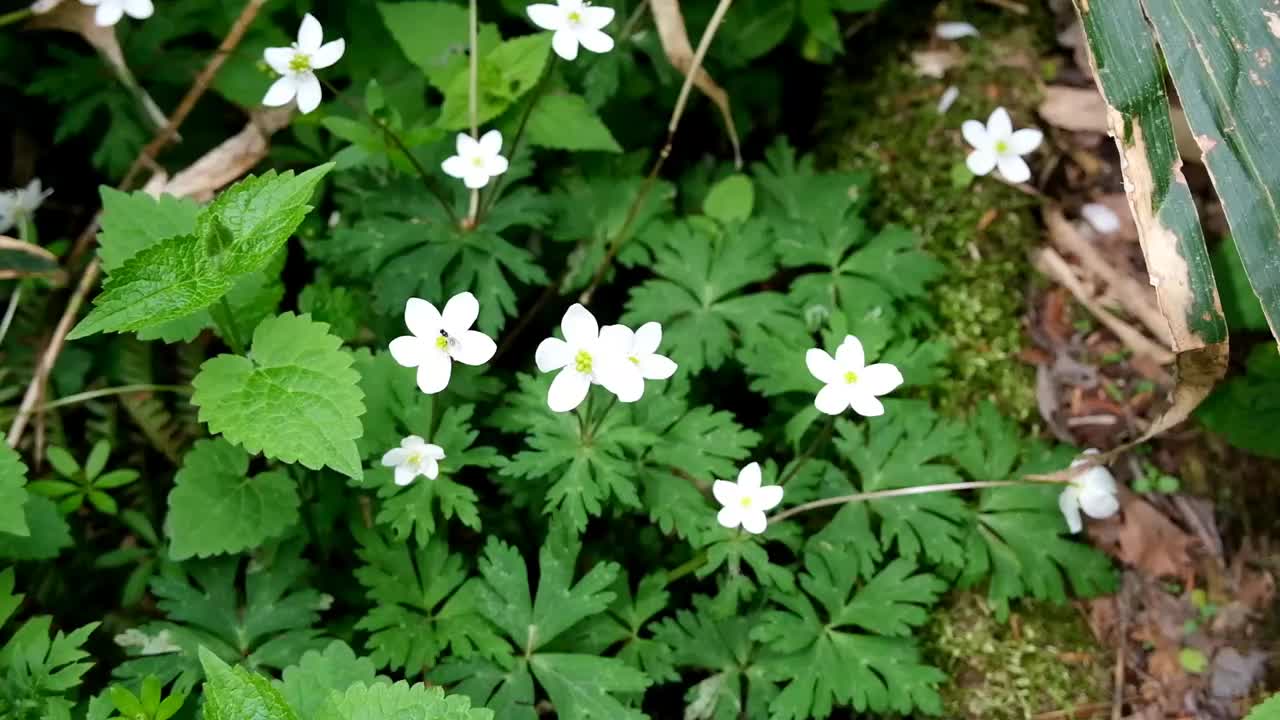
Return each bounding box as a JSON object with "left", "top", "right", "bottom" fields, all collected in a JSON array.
[
  {"left": 0, "top": 179, "right": 52, "bottom": 235},
  {"left": 535, "top": 304, "right": 676, "bottom": 412}
]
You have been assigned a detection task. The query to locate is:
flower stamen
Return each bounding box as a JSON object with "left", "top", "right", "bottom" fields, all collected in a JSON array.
[
  {"left": 288, "top": 53, "right": 312, "bottom": 73},
  {"left": 574, "top": 349, "right": 593, "bottom": 374},
  {"left": 843, "top": 370, "right": 858, "bottom": 384}
]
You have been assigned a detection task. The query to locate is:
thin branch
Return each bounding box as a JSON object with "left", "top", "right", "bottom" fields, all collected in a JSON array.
[
  {"left": 768, "top": 479, "right": 1064, "bottom": 525},
  {"left": 38, "top": 384, "right": 191, "bottom": 412},
  {"left": 777, "top": 415, "right": 836, "bottom": 486}
]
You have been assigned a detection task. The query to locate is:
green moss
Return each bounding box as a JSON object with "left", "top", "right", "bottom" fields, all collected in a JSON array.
[
  {"left": 926, "top": 593, "right": 1110, "bottom": 718},
  {"left": 819, "top": 0, "right": 1059, "bottom": 421}
]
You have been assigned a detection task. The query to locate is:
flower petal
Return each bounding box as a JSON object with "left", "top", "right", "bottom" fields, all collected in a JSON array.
[
  {"left": 415, "top": 349, "right": 453, "bottom": 394},
  {"left": 1008, "top": 127, "right": 1043, "bottom": 155},
  {"left": 389, "top": 336, "right": 428, "bottom": 368},
  {"left": 996, "top": 155, "right": 1031, "bottom": 183},
  {"left": 405, "top": 297, "right": 442, "bottom": 337},
  {"left": 717, "top": 505, "right": 742, "bottom": 530},
  {"left": 298, "top": 13, "right": 324, "bottom": 53},
  {"left": 859, "top": 363, "right": 904, "bottom": 396},
  {"left": 394, "top": 465, "right": 419, "bottom": 486},
  {"left": 633, "top": 322, "right": 662, "bottom": 354},
  {"left": 124, "top": 0, "right": 154, "bottom": 19},
  {"left": 740, "top": 509, "right": 768, "bottom": 535},
  {"left": 262, "top": 75, "right": 298, "bottom": 107},
  {"left": 712, "top": 479, "right": 739, "bottom": 507},
  {"left": 986, "top": 106, "right": 1012, "bottom": 140},
  {"left": 381, "top": 447, "right": 410, "bottom": 467},
  {"left": 450, "top": 330, "right": 497, "bottom": 366},
  {"left": 95, "top": 2, "right": 124, "bottom": 26},
  {"left": 847, "top": 390, "right": 886, "bottom": 417},
  {"left": 479, "top": 129, "right": 503, "bottom": 156},
  {"left": 441, "top": 155, "right": 469, "bottom": 179},
  {"left": 561, "top": 303, "right": 598, "bottom": 345},
  {"left": 536, "top": 337, "right": 571, "bottom": 372},
  {"left": 597, "top": 324, "right": 635, "bottom": 355},
  {"left": 1079, "top": 465, "right": 1117, "bottom": 495},
  {"left": 483, "top": 153, "right": 510, "bottom": 178},
  {"left": 834, "top": 335, "right": 865, "bottom": 370},
  {"left": 805, "top": 348, "right": 840, "bottom": 384},
  {"left": 1079, "top": 487, "right": 1119, "bottom": 520},
  {"left": 548, "top": 368, "right": 591, "bottom": 412},
  {"left": 814, "top": 384, "right": 848, "bottom": 415},
  {"left": 577, "top": 28, "right": 614, "bottom": 54},
  {"left": 421, "top": 458, "right": 440, "bottom": 480},
  {"left": 456, "top": 132, "right": 479, "bottom": 157},
  {"left": 755, "top": 484, "right": 784, "bottom": 512},
  {"left": 581, "top": 5, "right": 615, "bottom": 29},
  {"left": 264, "top": 47, "right": 295, "bottom": 75},
  {"left": 551, "top": 28, "right": 580, "bottom": 60},
  {"left": 463, "top": 170, "right": 491, "bottom": 189},
  {"left": 599, "top": 361, "right": 644, "bottom": 402},
  {"left": 426, "top": 444, "right": 446, "bottom": 460},
  {"left": 295, "top": 73, "right": 323, "bottom": 114},
  {"left": 961, "top": 119, "right": 989, "bottom": 150},
  {"left": 1058, "top": 487, "right": 1083, "bottom": 533},
  {"left": 935, "top": 21, "right": 978, "bottom": 39},
  {"left": 311, "top": 38, "right": 346, "bottom": 69},
  {"left": 402, "top": 435, "right": 427, "bottom": 449},
  {"left": 966, "top": 149, "right": 997, "bottom": 177},
  {"left": 638, "top": 353, "right": 677, "bottom": 380},
  {"left": 526, "top": 3, "right": 564, "bottom": 31},
  {"left": 737, "top": 462, "right": 762, "bottom": 490},
  {"left": 441, "top": 291, "right": 479, "bottom": 333}
]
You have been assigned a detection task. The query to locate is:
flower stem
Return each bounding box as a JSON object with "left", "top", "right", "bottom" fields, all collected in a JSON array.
[
  {"left": 38, "top": 384, "right": 192, "bottom": 413},
  {"left": 588, "top": 394, "right": 618, "bottom": 436},
  {"left": 768, "top": 478, "right": 1066, "bottom": 525},
  {"left": 777, "top": 415, "right": 836, "bottom": 486},
  {"left": 465, "top": 0, "right": 480, "bottom": 226},
  {"left": 664, "top": 552, "right": 708, "bottom": 584},
  {"left": 0, "top": 7, "right": 32, "bottom": 29},
  {"left": 476, "top": 52, "right": 558, "bottom": 223}
]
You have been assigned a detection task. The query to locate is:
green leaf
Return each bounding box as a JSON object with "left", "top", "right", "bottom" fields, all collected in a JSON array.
[
  {"left": 1211, "top": 237, "right": 1270, "bottom": 332},
  {"left": 70, "top": 166, "right": 331, "bottom": 339},
  {"left": 1245, "top": 691, "right": 1280, "bottom": 720},
  {"left": 438, "top": 35, "right": 552, "bottom": 130},
  {"left": 716, "top": 0, "right": 796, "bottom": 63},
  {"left": 316, "top": 680, "right": 493, "bottom": 720},
  {"left": 1197, "top": 344, "right": 1280, "bottom": 458},
  {"left": 96, "top": 188, "right": 201, "bottom": 273},
  {"left": 0, "top": 495, "right": 71, "bottom": 560},
  {"left": 165, "top": 439, "right": 301, "bottom": 560},
  {"left": 46, "top": 445, "right": 80, "bottom": 477},
  {"left": 703, "top": 174, "right": 755, "bottom": 223},
  {"left": 528, "top": 653, "right": 649, "bottom": 720},
  {"left": 1140, "top": 0, "right": 1280, "bottom": 342},
  {"left": 192, "top": 313, "right": 366, "bottom": 480},
  {"left": 0, "top": 444, "right": 30, "bottom": 536},
  {"left": 198, "top": 647, "right": 300, "bottom": 720},
  {"left": 276, "top": 641, "right": 382, "bottom": 720},
  {"left": 0, "top": 567, "right": 21, "bottom": 630},
  {"left": 0, "top": 615, "right": 99, "bottom": 718},
  {"left": 526, "top": 93, "right": 622, "bottom": 152},
  {"left": 377, "top": 2, "right": 501, "bottom": 90}
]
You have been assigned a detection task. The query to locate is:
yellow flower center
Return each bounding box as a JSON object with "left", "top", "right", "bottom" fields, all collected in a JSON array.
[
  {"left": 288, "top": 53, "right": 312, "bottom": 73},
  {"left": 994, "top": 140, "right": 1010, "bottom": 154},
  {"left": 567, "top": 10, "right": 582, "bottom": 22},
  {"left": 407, "top": 451, "right": 423, "bottom": 466},
  {"left": 628, "top": 355, "right": 640, "bottom": 365},
  {"left": 471, "top": 155, "right": 485, "bottom": 167},
  {"left": 575, "top": 350, "right": 593, "bottom": 374},
  {"left": 739, "top": 496, "right": 753, "bottom": 508},
  {"left": 843, "top": 370, "right": 858, "bottom": 384}
]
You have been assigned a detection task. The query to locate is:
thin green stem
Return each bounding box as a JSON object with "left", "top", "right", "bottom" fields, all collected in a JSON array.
[
  {"left": 777, "top": 415, "right": 836, "bottom": 486},
  {"left": 664, "top": 552, "right": 708, "bottom": 584},
  {"left": 0, "top": 7, "right": 32, "bottom": 29},
  {"left": 768, "top": 478, "right": 1066, "bottom": 525},
  {"left": 587, "top": 394, "right": 618, "bottom": 436},
  {"left": 465, "top": 0, "right": 481, "bottom": 225},
  {"left": 215, "top": 297, "right": 245, "bottom": 354},
  {"left": 477, "top": 52, "right": 558, "bottom": 222},
  {"left": 38, "top": 384, "right": 191, "bottom": 412}
]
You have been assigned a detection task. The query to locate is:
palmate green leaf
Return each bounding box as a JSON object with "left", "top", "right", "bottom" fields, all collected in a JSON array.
[
  {"left": 955, "top": 404, "right": 1118, "bottom": 617},
  {"left": 198, "top": 648, "right": 299, "bottom": 720},
  {"left": 0, "top": 443, "right": 30, "bottom": 536},
  {"left": 0, "top": 616, "right": 100, "bottom": 720},
  {"left": 0, "top": 568, "right": 21, "bottom": 630},
  {"left": 833, "top": 401, "right": 969, "bottom": 566},
  {"left": 70, "top": 166, "right": 331, "bottom": 339},
  {"left": 0, "top": 495, "right": 71, "bottom": 561},
  {"left": 752, "top": 554, "right": 945, "bottom": 717},
  {"left": 527, "top": 653, "right": 649, "bottom": 720},
  {"left": 276, "top": 641, "right": 383, "bottom": 720},
  {"left": 353, "top": 527, "right": 506, "bottom": 674},
  {"left": 548, "top": 174, "right": 675, "bottom": 291},
  {"left": 316, "top": 681, "right": 493, "bottom": 720},
  {"left": 437, "top": 35, "right": 552, "bottom": 130},
  {"left": 623, "top": 219, "right": 794, "bottom": 373},
  {"left": 192, "top": 313, "right": 365, "bottom": 480},
  {"left": 526, "top": 93, "right": 622, "bottom": 152},
  {"left": 557, "top": 573, "right": 677, "bottom": 684},
  {"left": 377, "top": 2, "right": 501, "bottom": 90},
  {"left": 164, "top": 438, "right": 301, "bottom": 560}
]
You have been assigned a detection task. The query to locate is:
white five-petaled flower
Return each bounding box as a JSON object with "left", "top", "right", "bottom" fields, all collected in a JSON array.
[
  {"left": 442, "top": 131, "right": 510, "bottom": 190},
  {"left": 1058, "top": 449, "right": 1120, "bottom": 534},
  {"left": 526, "top": 0, "right": 615, "bottom": 61},
  {"left": 535, "top": 304, "right": 628, "bottom": 412},
  {"left": 806, "top": 335, "right": 905, "bottom": 417},
  {"left": 262, "top": 14, "right": 345, "bottom": 115},
  {"left": 595, "top": 322, "right": 678, "bottom": 402},
  {"left": 80, "top": 0, "right": 153, "bottom": 27},
  {"left": 380, "top": 436, "right": 446, "bottom": 486},
  {"left": 389, "top": 291, "right": 497, "bottom": 395},
  {"left": 962, "top": 107, "right": 1043, "bottom": 183},
  {"left": 713, "top": 462, "right": 783, "bottom": 535},
  {"left": 0, "top": 179, "right": 52, "bottom": 235}
]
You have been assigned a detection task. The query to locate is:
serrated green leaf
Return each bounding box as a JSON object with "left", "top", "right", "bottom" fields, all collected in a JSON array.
[
  {"left": 438, "top": 35, "right": 552, "bottom": 130},
  {"left": 526, "top": 93, "right": 622, "bottom": 152},
  {"left": 0, "top": 444, "right": 30, "bottom": 536},
  {"left": 198, "top": 647, "right": 299, "bottom": 720},
  {"left": 0, "top": 495, "right": 71, "bottom": 560},
  {"left": 97, "top": 187, "right": 201, "bottom": 273},
  {"left": 528, "top": 653, "right": 648, "bottom": 720},
  {"left": 316, "top": 681, "right": 493, "bottom": 720},
  {"left": 276, "top": 641, "right": 382, "bottom": 720},
  {"left": 1245, "top": 691, "right": 1280, "bottom": 720},
  {"left": 165, "top": 439, "right": 301, "bottom": 560},
  {"left": 377, "top": 2, "right": 501, "bottom": 90},
  {"left": 192, "top": 313, "right": 365, "bottom": 479}
]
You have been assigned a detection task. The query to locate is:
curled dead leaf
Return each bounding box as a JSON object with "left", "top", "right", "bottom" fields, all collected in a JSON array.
[{"left": 1039, "top": 84, "right": 1110, "bottom": 133}]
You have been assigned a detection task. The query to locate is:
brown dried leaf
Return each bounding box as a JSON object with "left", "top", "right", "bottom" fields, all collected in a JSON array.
[
  {"left": 1115, "top": 495, "right": 1194, "bottom": 579},
  {"left": 911, "top": 48, "right": 965, "bottom": 78},
  {"left": 1039, "top": 84, "right": 1110, "bottom": 132}
]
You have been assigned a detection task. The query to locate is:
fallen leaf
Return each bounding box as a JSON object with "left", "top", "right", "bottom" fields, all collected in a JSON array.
[
  {"left": 1038, "top": 85, "right": 1109, "bottom": 133},
  {"left": 1114, "top": 494, "right": 1195, "bottom": 579},
  {"left": 912, "top": 48, "right": 965, "bottom": 78},
  {"left": 1208, "top": 648, "right": 1267, "bottom": 699}
]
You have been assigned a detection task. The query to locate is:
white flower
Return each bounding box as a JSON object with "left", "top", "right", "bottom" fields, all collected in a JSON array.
[
  {"left": 389, "top": 291, "right": 497, "bottom": 394},
  {"left": 526, "top": 0, "right": 615, "bottom": 61},
  {"left": 1058, "top": 449, "right": 1120, "bottom": 534},
  {"left": 535, "top": 303, "right": 629, "bottom": 412},
  {"left": 0, "top": 179, "right": 52, "bottom": 234},
  {"left": 442, "top": 131, "right": 510, "bottom": 190},
  {"left": 935, "top": 21, "right": 979, "bottom": 39},
  {"left": 962, "top": 107, "right": 1043, "bottom": 183},
  {"left": 1081, "top": 202, "right": 1121, "bottom": 235},
  {"left": 262, "top": 14, "right": 345, "bottom": 115},
  {"left": 713, "top": 462, "right": 783, "bottom": 535},
  {"left": 595, "top": 322, "right": 678, "bottom": 402},
  {"left": 80, "top": 0, "right": 153, "bottom": 27},
  {"left": 380, "top": 435, "right": 445, "bottom": 486},
  {"left": 806, "top": 335, "right": 905, "bottom": 417}
]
